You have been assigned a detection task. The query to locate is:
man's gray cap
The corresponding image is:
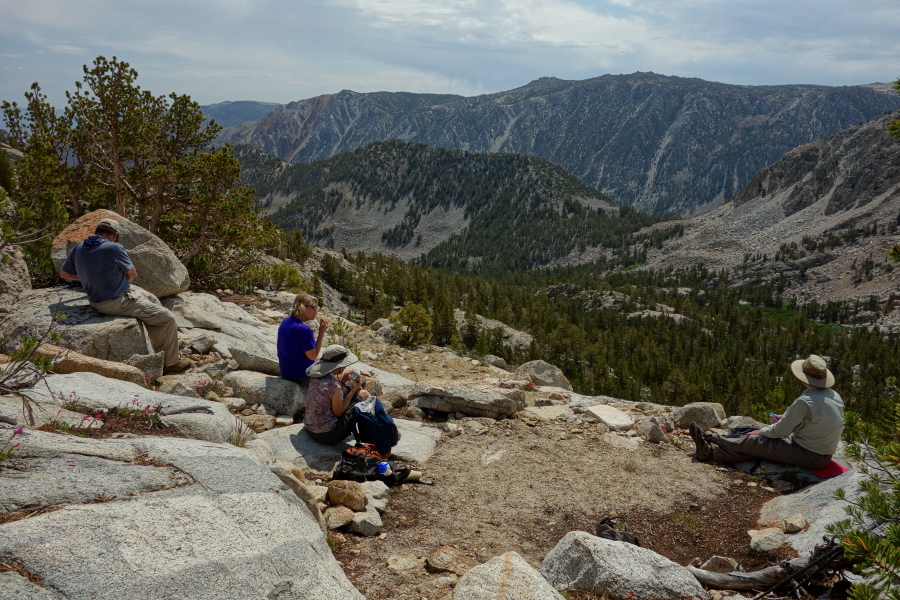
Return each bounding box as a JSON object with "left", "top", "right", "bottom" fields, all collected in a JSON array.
[{"left": 97, "top": 218, "right": 120, "bottom": 233}]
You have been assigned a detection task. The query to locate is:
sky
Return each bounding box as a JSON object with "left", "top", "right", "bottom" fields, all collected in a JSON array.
[{"left": 1, "top": 0, "right": 898, "bottom": 109}]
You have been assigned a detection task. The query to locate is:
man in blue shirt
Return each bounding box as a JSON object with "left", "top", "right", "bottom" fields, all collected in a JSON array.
[
  {"left": 59, "top": 218, "right": 190, "bottom": 374},
  {"left": 277, "top": 293, "right": 328, "bottom": 386}
]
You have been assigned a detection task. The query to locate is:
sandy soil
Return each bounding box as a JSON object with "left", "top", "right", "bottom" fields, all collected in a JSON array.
[{"left": 328, "top": 339, "right": 791, "bottom": 600}]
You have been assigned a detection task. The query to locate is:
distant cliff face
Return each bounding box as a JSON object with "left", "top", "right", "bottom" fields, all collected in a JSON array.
[
  {"left": 646, "top": 110, "right": 900, "bottom": 309},
  {"left": 224, "top": 73, "right": 900, "bottom": 216}
]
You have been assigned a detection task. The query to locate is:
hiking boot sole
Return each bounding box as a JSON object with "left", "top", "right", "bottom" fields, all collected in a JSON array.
[{"left": 689, "top": 422, "right": 713, "bottom": 462}]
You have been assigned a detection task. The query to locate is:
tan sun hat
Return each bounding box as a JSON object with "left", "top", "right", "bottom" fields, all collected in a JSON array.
[
  {"left": 305, "top": 344, "right": 358, "bottom": 378},
  {"left": 790, "top": 354, "right": 835, "bottom": 389}
]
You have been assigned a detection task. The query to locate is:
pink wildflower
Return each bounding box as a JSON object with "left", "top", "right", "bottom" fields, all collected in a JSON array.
[
  {"left": 11, "top": 443, "right": 20, "bottom": 449},
  {"left": 95, "top": 414, "right": 102, "bottom": 419},
  {"left": 14, "top": 427, "right": 23, "bottom": 435}
]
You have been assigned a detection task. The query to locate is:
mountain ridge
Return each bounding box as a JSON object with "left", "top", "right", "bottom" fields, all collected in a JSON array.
[
  {"left": 643, "top": 109, "right": 900, "bottom": 319},
  {"left": 220, "top": 72, "right": 900, "bottom": 216},
  {"left": 235, "top": 140, "right": 675, "bottom": 275}
]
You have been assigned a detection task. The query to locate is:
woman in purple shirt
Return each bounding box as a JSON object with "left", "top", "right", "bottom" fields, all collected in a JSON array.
[{"left": 277, "top": 294, "right": 329, "bottom": 387}]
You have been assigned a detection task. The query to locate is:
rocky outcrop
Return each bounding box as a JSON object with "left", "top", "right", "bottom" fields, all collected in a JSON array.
[
  {"left": 223, "top": 370, "right": 305, "bottom": 416},
  {"left": 646, "top": 110, "right": 900, "bottom": 315},
  {"left": 759, "top": 468, "right": 864, "bottom": 555},
  {"left": 453, "top": 310, "right": 534, "bottom": 351},
  {"left": 0, "top": 245, "right": 30, "bottom": 310},
  {"left": 410, "top": 383, "right": 525, "bottom": 419},
  {"left": 0, "top": 428, "right": 362, "bottom": 600},
  {"left": 540, "top": 531, "right": 709, "bottom": 600},
  {"left": 0, "top": 288, "right": 153, "bottom": 361},
  {"left": 32, "top": 343, "right": 148, "bottom": 386},
  {"left": 50, "top": 210, "right": 189, "bottom": 298},
  {"left": 515, "top": 360, "right": 573, "bottom": 391},
  {"left": 230, "top": 346, "right": 281, "bottom": 376},
  {"left": 24, "top": 372, "right": 238, "bottom": 443},
  {"left": 453, "top": 551, "right": 564, "bottom": 600},
  {"left": 162, "top": 292, "right": 277, "bottom": 358},
  {"left": 672, "top": 402, "right": 726, "bottom": 429},
  {"left": 586, "top": 404, "right": 634, "bottom": 431}
]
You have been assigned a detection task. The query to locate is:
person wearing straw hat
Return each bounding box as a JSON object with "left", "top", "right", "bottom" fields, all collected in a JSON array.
[
  {"left": 303, "top": 345, "right": 371, "bottom": 445},
  {"left": 689, "top": 354, "right": 844, "bottom": 469}
]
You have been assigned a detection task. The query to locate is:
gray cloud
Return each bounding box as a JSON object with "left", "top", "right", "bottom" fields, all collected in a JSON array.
[{"left": 0, "top": 0, "right": 897, "bottom": 109}]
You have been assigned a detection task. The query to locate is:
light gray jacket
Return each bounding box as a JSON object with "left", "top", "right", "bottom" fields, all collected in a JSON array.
[{"left": 759, "top": 387, "right": 844, "bottom": 455}]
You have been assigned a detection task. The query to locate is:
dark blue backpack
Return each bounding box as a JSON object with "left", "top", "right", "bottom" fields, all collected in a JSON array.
[{"left": 351, "top": 396, "right": 400, "bottom": 456}]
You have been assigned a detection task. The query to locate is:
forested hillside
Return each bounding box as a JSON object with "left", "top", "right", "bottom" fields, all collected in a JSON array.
[
  {"left": 223, "top": 72, "right": 900, "bottom": 215},
  {"left": 236, "top": 141, "right": 680, "bottom": 276},
  {"left": 316, "top": 249, "right": 899, "bottom": 427}
]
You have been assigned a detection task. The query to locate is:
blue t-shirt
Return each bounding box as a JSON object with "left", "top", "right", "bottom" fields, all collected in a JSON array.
[
  {"left": 61, "top": 236, "right": 133, "bottom": 304},
  {"left": 277, "top": 316, "right": 316, "bottom": 380}
]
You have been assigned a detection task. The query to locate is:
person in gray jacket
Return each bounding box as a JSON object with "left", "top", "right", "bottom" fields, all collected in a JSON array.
[{"left": 690, "top": 354, "right": 844, "bottom": 469}]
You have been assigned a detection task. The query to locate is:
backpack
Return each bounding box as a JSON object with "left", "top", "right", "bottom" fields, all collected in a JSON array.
[
  {"left": 351, "top": 396, "right": 400, "bottom": 456},
  {"left": 332, "top": 444, "right": 410, "bottom": 485},
  {"left": 595, "top": 517, "right": 640, "bottom": 546}
]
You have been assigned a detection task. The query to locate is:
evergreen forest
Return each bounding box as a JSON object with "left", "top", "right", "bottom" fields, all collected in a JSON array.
[{"left": 316, "top": 249, "right": 900, "bottom": 430}]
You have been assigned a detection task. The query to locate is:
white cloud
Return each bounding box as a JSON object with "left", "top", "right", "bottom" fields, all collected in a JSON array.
[{"left": 0, "top": 0, "right": 897, "bottom": 107}]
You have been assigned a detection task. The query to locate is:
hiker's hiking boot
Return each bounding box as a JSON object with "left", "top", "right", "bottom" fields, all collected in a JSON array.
[
  {"left": 163, "top": 358, "right": 192, "bottom": 375},
  {"left": 689, "top": 422, "right": 713, "bottom": 462}
]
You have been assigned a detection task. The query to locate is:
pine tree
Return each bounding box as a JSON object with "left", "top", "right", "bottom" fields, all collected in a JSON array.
[{"left": 828, "top": 404, "right": 900, "bottom": 600}]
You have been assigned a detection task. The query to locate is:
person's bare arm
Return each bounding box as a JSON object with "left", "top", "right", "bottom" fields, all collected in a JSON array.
[
  {"left": 330, "top": 384, "right": 358, "bottom": 417},
  {"left": 304, "top": 317, "right": 330, "bottom": 360},
  {"left": 59, "top": 268, "right": 80, "bottom": 281},
  {"left": 125, "top": 266, "right": 137, "bottom": 282}
]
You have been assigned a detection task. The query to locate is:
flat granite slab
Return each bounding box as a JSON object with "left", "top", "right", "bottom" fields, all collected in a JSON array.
[
  {"left": 521, "top": 406, "right": 573, "bottom": 420},
  {"left": 256, "top": 418, "right": 440, "bottom": 472}
]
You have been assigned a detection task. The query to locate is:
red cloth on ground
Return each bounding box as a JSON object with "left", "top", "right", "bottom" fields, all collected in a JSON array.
[{"left": 812, "top": 460, "right": 848, "bottom": 478}]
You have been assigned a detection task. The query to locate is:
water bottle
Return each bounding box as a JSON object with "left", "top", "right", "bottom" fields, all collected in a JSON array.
[{"left": 376, "top": 461, "right": 392, "bottom": 476}]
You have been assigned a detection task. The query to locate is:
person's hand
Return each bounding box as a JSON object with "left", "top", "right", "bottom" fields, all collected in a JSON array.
[
  {"left": 769, "top": 413, "right": 782, "bottom": 424},
  {"left": 748, "top": 429, "right": 760, "bottom": 435},
  {"left": 318, "top": 316, "right": 329, "bottom": 335}
]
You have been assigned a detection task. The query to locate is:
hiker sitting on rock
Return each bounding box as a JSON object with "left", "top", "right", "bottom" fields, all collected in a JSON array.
[
  {"left": 304, "top": 345, "right": 370, "bottom": 445},
  {"left": 690, "top": 354, "right": 844, "bottom": 470},
  {"left": 277, "top": 293, "right": 328, "bottom": 388},
  {"left": 58, "top": 218, "right": 190, "bottom": 374}
]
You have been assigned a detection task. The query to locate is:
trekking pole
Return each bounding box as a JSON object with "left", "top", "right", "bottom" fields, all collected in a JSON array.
[
  {"left": 750, "top": 544, "right": 844, "bottom": 600},
  {"left": 750, "top": 520, "right": 880, "bottom": 600}
]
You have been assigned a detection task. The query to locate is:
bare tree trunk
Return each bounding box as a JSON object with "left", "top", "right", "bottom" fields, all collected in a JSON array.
[{"left": 687, "top": 563, "right": 794, "bottom": 590}]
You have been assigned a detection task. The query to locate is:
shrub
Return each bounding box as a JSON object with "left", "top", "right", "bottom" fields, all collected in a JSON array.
[
  {"left": 389, "top": 301, "right": 432, "bottom": 346},
  {"left": 227, "top": 420, "right": 254, "bottom": 447},
  {"left": 827, "top": 405, "right": 900, "bottom": 600}
]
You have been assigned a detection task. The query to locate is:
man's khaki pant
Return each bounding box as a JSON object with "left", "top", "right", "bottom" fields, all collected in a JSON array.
[
  {"left": 91, "top": 286, "right": 180, "bottom": 367},
  {"left": 710, "top": 433, "right": 832, "bottom": 470}
]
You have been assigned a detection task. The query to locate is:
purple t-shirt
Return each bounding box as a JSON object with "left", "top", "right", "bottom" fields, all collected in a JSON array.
[{"left": 277, "top": 316, "right": 316, "bottom": 380}]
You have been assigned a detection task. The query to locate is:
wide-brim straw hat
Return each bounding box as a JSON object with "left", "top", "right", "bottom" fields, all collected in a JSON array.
[
  {"left": 790, "top": 354, "right": 835, "bottom": 389},
  {"left": 306, "top": 344, "right": 358, "bottom": 378}
]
